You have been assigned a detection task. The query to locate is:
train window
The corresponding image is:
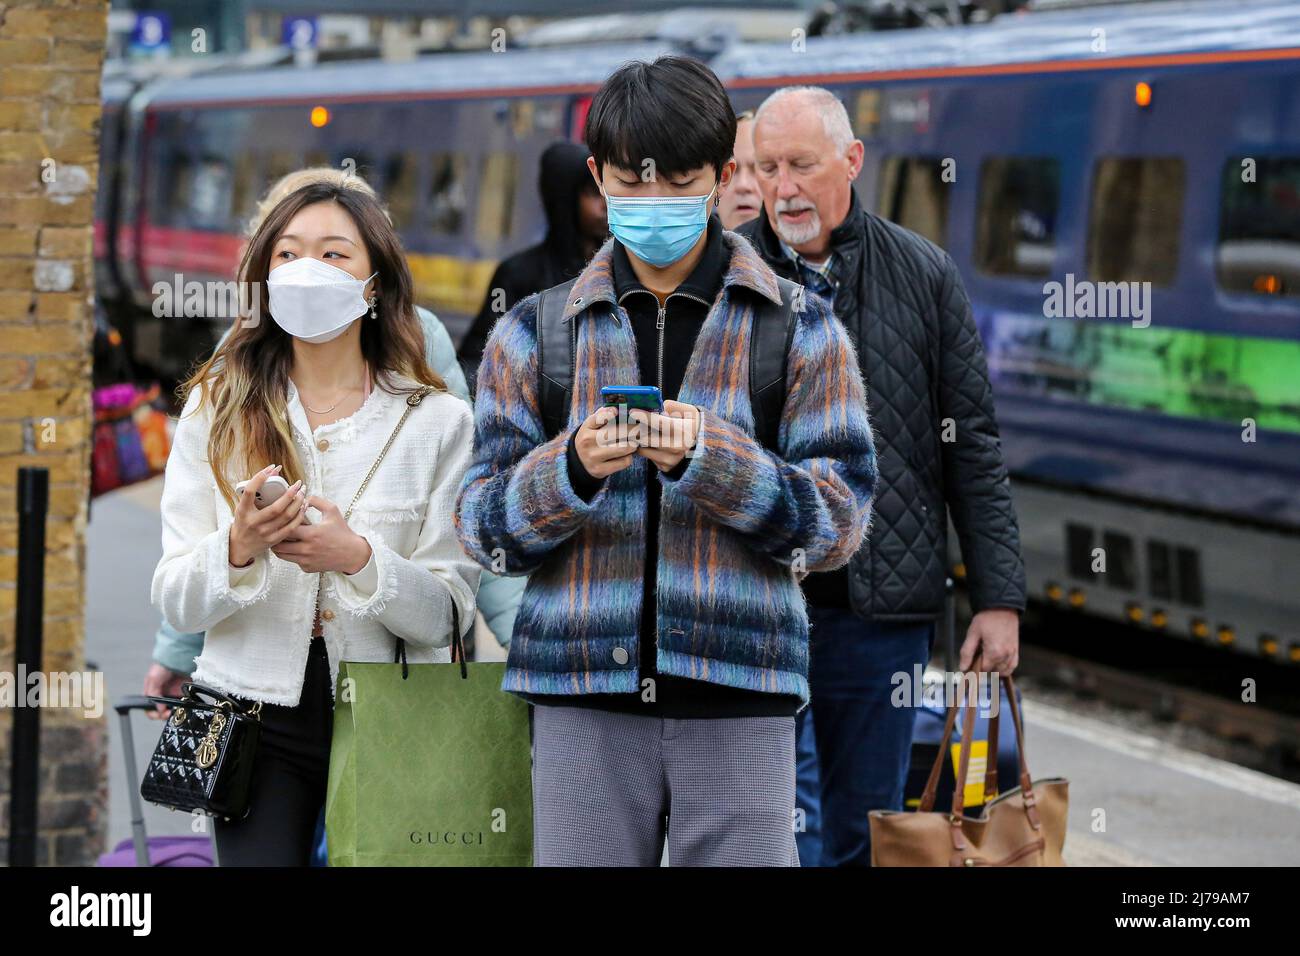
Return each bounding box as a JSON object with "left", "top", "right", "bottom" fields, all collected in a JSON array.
[
  {"left": 230, "top": 152, "right": 260, "bottom": 233},
  {"left": 159, "top": 152, "right": 230, "bottom": 232},
  {"left": 157, "top": 149, "right": 193, "bottom": 227},
  {"left": 427, "top": 153, "right": 467, "bottom": 235},
  {"left": 510, "top": 99, "right": 536, "bottom": 139},
  {"left": 1175, "top": 546, "right": 1203, "bottom": 607},
  {"left": 1087, "top": 158, "right": 1183, "bottom": 286},
  {"left": 476, "top": 151, "right": 518, "bottom": 246},
  {"left": 974, "top": 158, "right": 1059, "bottom": 277},
  {"left": 1147, "top": 540, "right": 1173, "bottom": 600},
  {"left": 1101, "top": 530, "right": 1137, "bottom": 590},
  {"left": 1066, "top": 523, "right": 1096, "bottom": 581},
  {"left": 1217, "top": 157, "right": 1300, "bottom": 297},
  {"left": 262, "top": 151, "right": 302, "bottom": 195},
  {"left": 853, "top": 89, "right": 882, "bottom": 139},
  {"left": 188, "top": 157, "right": 233, "bottom": 231},
  {"left": 383, "top": 153, "right": 421, "bottom": 232},
  {"left": 878, "top": 156, "right": 949, "bottom": 247}
]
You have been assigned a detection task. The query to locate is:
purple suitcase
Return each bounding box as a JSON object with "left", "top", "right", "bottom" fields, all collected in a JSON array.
[
  {"left": 98, "top": 695, "right": 216, "bottom": 867},
  {"left": 99, "top": 834, "right": 213, "bottom": 867}
]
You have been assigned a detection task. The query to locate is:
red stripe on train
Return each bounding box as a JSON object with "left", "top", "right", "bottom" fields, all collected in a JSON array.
[{"left": 140, "top": 225, "right": 245, "bottom": 280}]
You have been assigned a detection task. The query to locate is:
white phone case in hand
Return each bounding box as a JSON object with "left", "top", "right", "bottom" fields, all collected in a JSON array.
[{"left": 234, "top": 474, "right": 290, "bottom": 508}]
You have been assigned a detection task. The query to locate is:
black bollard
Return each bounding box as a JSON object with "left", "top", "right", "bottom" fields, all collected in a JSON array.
[{"left": 9, "top": 467, "right": 48, "bottom": 867}]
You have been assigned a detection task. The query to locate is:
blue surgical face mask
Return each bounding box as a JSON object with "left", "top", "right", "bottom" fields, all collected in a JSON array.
[{"left": 603, "top": 184, "right": 717, "bottom": 267}]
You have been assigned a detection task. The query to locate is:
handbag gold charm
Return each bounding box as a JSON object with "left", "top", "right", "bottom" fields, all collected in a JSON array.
[{"left": 195, "top": 709, "right": 228, "bottom": 770}]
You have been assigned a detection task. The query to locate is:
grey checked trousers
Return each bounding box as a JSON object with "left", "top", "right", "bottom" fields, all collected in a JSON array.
[{"left": 531, "top": 704, "right": 800, "bottom": 866}]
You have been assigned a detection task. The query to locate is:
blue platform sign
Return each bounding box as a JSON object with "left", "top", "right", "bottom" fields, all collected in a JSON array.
[
  {"left": 130, "top": 11, "right": 171, "bottom": 55},
  {"left": 282, "top": 16, "right": 319, "bottom": 51}
]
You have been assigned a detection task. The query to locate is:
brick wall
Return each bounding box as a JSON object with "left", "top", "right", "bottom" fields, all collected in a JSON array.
[{"left": 0, "top": 0, "right": 109, "bottom": 866}]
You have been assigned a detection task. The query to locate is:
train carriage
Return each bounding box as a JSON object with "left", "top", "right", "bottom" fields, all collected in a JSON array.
[{"left": 94, "top": 0, "right": 1300, "bottom": 663}]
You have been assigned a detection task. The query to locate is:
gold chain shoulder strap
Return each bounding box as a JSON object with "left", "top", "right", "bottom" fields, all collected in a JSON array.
[
  {"left": 341, "top": 385, "right": 434, "bottom": 522},
  {"left": 312, "top": 385, "right": 433, "bottom": 626}
]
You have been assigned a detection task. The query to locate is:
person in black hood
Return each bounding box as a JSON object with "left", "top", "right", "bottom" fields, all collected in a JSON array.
[{"left": 458, "top": 141, "right": 607, "bottom": 393}]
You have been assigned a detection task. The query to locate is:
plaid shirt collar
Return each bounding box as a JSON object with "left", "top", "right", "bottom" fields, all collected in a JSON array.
[{"left": 778, "top": 238, "right": 839, "bottom": 297}]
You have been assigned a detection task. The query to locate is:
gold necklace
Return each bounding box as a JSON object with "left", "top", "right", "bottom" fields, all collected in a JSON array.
[
  {"left": 302, "top": 392, "right": 348, "bottom": 415},
  {"left": 299, "top": 369, "right": 370, "bottom": 415}
]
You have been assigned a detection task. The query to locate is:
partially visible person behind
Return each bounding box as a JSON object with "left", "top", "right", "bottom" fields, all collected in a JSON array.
[
  {"left": 146, "top": 167, "right": 523, "bottom": 715},
  {"left": 738, "top": 86, "right": 1026, "bottom": 867},
  {"left": 717, "top": 109, "right": 762, "bottom": 230},
  {"left": 150, "top": 180, "right": 479, "bottom": 865},
  {"left": 457, "top": 141, "right": 606, "bottom": 393}
]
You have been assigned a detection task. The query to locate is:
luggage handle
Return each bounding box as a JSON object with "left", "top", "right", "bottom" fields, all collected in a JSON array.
[{"left": 114, "top": 694, "right": 166, "bottom": 715}]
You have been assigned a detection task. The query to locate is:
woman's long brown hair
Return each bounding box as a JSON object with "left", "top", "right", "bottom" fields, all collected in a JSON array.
[{"left": 181, "top": 182, "right": 445, "bottom": 509}]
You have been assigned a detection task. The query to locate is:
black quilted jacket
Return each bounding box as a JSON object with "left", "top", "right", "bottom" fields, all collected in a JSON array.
[{"left": 738, "top": 191, "right": 1027, "bottom": 620}]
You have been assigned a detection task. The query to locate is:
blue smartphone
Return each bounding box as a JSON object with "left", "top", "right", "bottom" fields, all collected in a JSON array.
[{"left": 601, "top": 385, "right": 663, "bottom": 412}]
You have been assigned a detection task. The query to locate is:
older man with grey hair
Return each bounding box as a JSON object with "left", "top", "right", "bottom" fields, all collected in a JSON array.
[{"left": 738, "top": 86, "right": 1027, "bottom": 867}]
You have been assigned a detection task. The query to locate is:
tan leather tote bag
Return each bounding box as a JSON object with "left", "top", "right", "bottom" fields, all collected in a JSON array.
[{"left": 869, "top": 670, "right": 1068, "bottom": 866}]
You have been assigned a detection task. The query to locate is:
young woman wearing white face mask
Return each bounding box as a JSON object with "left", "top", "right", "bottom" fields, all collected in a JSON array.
[{"left": 150, "top": 182, "right": 480, "bottom": 866}]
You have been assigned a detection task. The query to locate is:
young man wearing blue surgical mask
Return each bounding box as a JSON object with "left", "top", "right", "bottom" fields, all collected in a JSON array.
[{"left": 456, "top": 56, "right": 878, "bottom": 866}]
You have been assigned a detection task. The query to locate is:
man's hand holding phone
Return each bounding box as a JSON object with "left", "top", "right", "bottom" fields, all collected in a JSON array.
[
  {"left": 229, "top": 464, "right": 310, "bottom": 567},
  {"left": 574, "top": 405, "right": 643, "bottom": 479},
  {"left": 630, "top": 400, "right": 700, "bottom": 473}
]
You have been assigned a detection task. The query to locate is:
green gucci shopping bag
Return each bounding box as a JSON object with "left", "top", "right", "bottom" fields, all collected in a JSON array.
[{"left": 325, "top": 624, "right": 532, "bottom": 867}]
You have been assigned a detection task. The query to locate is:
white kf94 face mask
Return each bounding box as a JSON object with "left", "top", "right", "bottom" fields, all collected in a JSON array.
[{"left": 266, "top": 257, "right": 377, "bottom": 344}]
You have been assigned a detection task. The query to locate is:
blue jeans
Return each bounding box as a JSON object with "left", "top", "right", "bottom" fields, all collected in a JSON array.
[
  {"left": 795, "top": 605, "right": 934, "bottom": 867},
  {"left": 793, "top": 707, "right": 823, "bottom": 865}
]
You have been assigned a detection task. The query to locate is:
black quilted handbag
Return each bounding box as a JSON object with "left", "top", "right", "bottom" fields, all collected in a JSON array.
[{"left": 141, "top": 682, "right": 263, "bottom": 821}]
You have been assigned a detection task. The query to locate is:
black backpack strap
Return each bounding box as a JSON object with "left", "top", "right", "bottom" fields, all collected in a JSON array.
[
  {"left": 537, "top": 278, "right": 578, "bottom": 442},
  {"left": 749, "top": 276, "right": 801, "bottom": 453}
]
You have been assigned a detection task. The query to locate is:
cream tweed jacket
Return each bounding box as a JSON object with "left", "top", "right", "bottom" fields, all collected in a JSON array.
[{"left": 151, "top": 374, "right": 480, "bottom": 706}]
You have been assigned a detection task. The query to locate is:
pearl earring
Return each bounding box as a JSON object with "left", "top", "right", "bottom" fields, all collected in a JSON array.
[{"left": 369, "top": 295, "right": 377, "bottom": 319}]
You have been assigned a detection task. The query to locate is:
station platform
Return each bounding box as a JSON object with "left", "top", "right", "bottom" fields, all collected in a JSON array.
[{"left": 1025, "top": 698, "right": 1300, "bottom": 866}]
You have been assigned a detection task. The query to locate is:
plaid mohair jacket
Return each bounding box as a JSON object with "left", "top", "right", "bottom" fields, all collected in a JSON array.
[{"left": 455, "top": 232, "right": 877, "bottom": 703}]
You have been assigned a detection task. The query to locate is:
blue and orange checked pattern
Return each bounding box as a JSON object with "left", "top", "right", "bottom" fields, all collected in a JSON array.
[{"left": 455, "top": 232, "right": 878, "bottom": 704}]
